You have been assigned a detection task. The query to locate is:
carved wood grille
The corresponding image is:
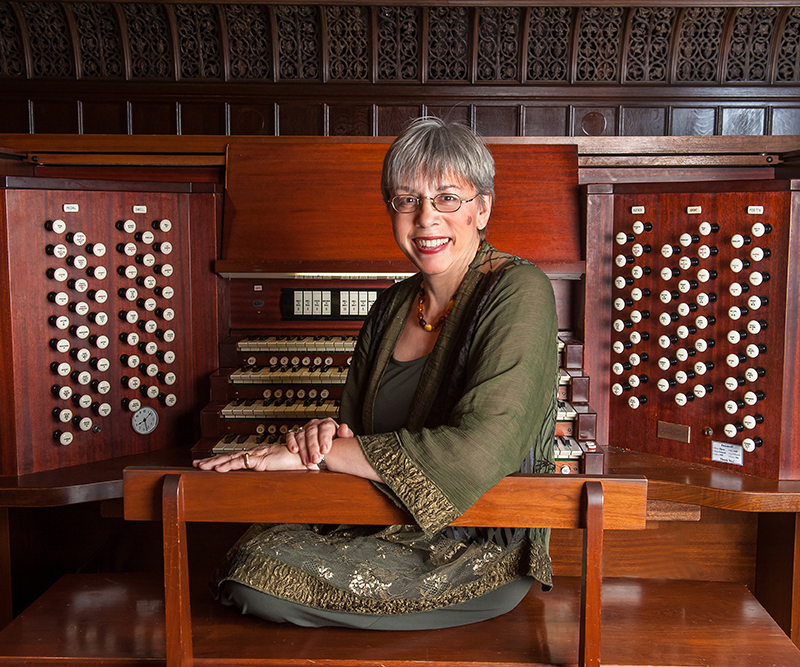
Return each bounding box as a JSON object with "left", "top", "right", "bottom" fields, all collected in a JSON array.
[{"left": 0, "top": 3, "right": 798, "bottom": 85}]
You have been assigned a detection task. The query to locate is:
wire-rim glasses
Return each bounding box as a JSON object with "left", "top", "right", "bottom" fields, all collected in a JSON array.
[{"left": 389, "top": 193, "right": 478, "bottom": 214}]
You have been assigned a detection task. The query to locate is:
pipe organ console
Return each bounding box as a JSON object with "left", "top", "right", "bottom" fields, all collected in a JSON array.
[
  {"left": 193, "top": 141, "right": 602, "bottom": 474},
  {"left": 604, "top": 180, "right": 800, "bottom": 479},
  {"left": 192, "top": 276, "right": 601, "bottom": 475},
  {"left": 0, "top": 177, "right": 219, "bottom": 476}
]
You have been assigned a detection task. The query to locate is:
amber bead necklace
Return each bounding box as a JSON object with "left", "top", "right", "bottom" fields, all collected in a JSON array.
[{"left": 417, "top": 282, "right": 456, "bottom": 332}]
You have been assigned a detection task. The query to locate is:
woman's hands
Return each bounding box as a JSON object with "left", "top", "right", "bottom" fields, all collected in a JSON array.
[
  {"left": 286, "top": 418, "right": 354, "bottom": 467},
  {"left": 192, "top": 443, "right": 308, "bottom": 473},
  {"left": 192, "top": 418, "right": 355, "bottom": 473}
]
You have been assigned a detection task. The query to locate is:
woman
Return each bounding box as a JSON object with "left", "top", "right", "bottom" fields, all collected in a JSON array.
[{"left": 195, "top": 117, "right": 559, "bottom": 630}]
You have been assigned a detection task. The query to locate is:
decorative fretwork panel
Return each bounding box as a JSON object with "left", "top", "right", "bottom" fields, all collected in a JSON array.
[
  {"left": 726, "top": 6, "right": 778, "bottom": 82},
  {"left": 71, "top": 2, "right": 123, "bottom": 78},
  {"left": 175, "top": 4, "right": 222, "bottom": 79},
  {"left": 0, "top": 2, "right": 24, "bottom": 77},
  {"left": 477, "top": 7, "right": 520, "bottom": 81},
  {"left": 776, "top": 7, "right": 800, "bottom": 83},
  {"left": 20, "top": 1, "right": 73, "bottom": 77},
  {"left": 526, "top": 6, "right": 572, "bottom": 82},
  {"left": 675, "top": 7, "right": 727, "bottom": 83},
  {"left": 625, "top": 6, "right": 674, "bottom": 83},
  {"left": 575, "top": 6, "right": 623, "bottom": 82},
  {"left": 276, "top": 5, "right": 320, "bottom": 80},
  {"left": 377, "top": 6, "right": 419, "bottom": 81},
  {"left": 124, "top": 3, "right": 173, "bottom": 78},
  {"left": 427, "top": 6, "right": 469, "bottom": 81},
  {"left": 226, "top": 4, "right": 272, "bottom": 80},
  {"left": 326, "top": 6, "right": 369, "bottom": 80}
]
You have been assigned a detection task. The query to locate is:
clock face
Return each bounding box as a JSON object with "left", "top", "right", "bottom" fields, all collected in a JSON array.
[{"left": 131, "top": 406, "right": 159, "bottom": 435}]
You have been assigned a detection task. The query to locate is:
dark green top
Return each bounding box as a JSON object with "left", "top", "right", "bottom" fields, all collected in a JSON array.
[{"left": 213, "top": 242, "right": 559, "bottom": 615}]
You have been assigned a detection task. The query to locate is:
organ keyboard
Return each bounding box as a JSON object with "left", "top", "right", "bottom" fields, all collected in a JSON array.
[{"left": 195, "top": 303, "right": 601, "bottom": 475}]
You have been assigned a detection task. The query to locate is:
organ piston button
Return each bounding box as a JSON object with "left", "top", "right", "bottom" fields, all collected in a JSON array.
[
  {"left": 53, "top": 430, "right": 73, "bottom": 446},
  {"left": 614, "top": 298, "right": 626, "bottom": 311},
  {"left": 674, "top": 393, "right": 688, "bottom": 406},
  {"left": 65, "top": 232, "right": 86, "bottom": 246},
  {"left": 742, "top": 438, "right": 756, "bottom": 452},
  {"left": 727, "top": 353, "right": 743, "bottom": 368},
  {"left": 731, "top": 234, "right": 746, "bottom": 249},
  {"left": 122, "top": 397, "right": 142, "bottom": 412},
  {"left": 612, "top": 363, "right": 625, "bottom": 375},
  {"left": 728, "top": 306, "right": 742, "bottom": 320},
  {"left": 615, "top": 232, "right": 631, "bottom": 245},
  {"left": 694, "top": 361, "right": 708, "bottom": 375},
  {"left": 751, "top": 222, "right": 766, "bottom": 237},
  {"left": 730, "top": 258, "right": 744, "bottom": 273},
  {"left": 153, "top": 241, "right": 173, "bottom": 255},
  {"left": 658, "top": 357, "right": 671, "bottom": 371},
  {"left": 154, "top": 263, "right": 174, "bottom": 277},
  {"left": 727, "top": 330, "right": 741, "bottom": 345},
  {"left": 628, "top": 396, "right": 646, "bottom": 409},
  {"left": 742, "top": 415, "right": 757, "bottom": 430},
  {"left": 86, "top": 242, "right": 106, "bottom": 257},
  {"left": 750, "top": 272, "right": 766, "bottom": 286},
  {"left": 117, "top": 219, "right": 137, "bottom": 233},
  {"left": 725, "top": 377, "right": 741, "bottom": 391},
  {"left": 693, "top": 384, "right": 708, "bottom": 398},
  {"left": 745, "top": 344, "right": 761, "bottom": 358},
  {"left": 159, "top": 393, "right": 177, "bottom": 407},
  {"left": 53, "top": 407, "right": 73, "bottom": 423},
  {"left": 135, "top": 231, "right": 155, "bottom": 244},
  {"left": 95, "top": 402, "right": 112, "bottom": 417},
  {"left": 613, "top": 319, "right": 625, "bottom": 332},
  {"left": 156, "top": 219, "right": 172, "bottom": 232},
  {"left": 660, "top": 267, "right": 674, "bottom": 281},
  {"left": 46, "top": 219, "right": 68, "bottom": 234},
  {"left": 744, "top": 367, "right": 764, "bottom": 382},
  {"left": 750, "top": 247, "right": 765, "bottom": 262},
  {"left": 698, "top": 221, "right": 718, "bottom": 236},
  {"left": 631, "top": 266, "right": 645, "bottom": 280},
  {"left": 612, "top": 383, "right": 624, "bottom": 396},
  {"left": 50, "top": 315, "right": 70, "bottom": 330}
]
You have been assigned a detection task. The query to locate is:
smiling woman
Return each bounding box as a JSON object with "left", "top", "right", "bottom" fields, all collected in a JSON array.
[{"left": 195, "top": 117, "right": 560, "bottom": 631}]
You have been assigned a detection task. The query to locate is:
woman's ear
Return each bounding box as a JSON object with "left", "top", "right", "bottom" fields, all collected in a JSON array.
[{"left": 477, "top": 194, "right": 492, "bottom": 229}]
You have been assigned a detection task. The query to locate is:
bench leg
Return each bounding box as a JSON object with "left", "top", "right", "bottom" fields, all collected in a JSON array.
[
  {"left": 163, "top": 474, "right": 193, "bottom": 667},
  {"left": 579, "top": 480, "right": 604, "bottom": 667}
]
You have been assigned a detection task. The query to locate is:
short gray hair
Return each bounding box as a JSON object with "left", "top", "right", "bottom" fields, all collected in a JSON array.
[{"left": 381, "top": 117, "right": 495, "bottom": 207}]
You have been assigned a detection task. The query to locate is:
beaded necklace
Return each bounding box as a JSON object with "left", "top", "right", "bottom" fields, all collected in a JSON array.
[{"left": 417, "top": 281, "right": 455, "bottom": 332}]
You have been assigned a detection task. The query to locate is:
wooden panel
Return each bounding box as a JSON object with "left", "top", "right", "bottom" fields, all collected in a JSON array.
[
  {"left": 180, "top": 103, "right": 226, "bottom": 135},
  {"left": 574, "top": 107, "right": 617, "bottom": 137},
  {"left": 376, "top": 106, "right": 421, "bottom": 135},
  {"left": 672, "top": 107, "right": 716, "bottom": 136},
  {"left": 476, "top": 105, "right": 518, "bottom": 136},
  {"left": 81, "top": 102, "right": 129, "bottom": 135},
  {"left": 524, "top": 106, "right": 568, "bottom": 136},
  {"left": 722, "top": 108, "right": 766, "bottom": 136},
  {"left": 0, "top": 101, "right": 30, "bottom": 134},
  {"left": 221, "top": 141, "right": 581, "bottom": 269},
  {"left": 277, "top": 103, "right": 323, "bottom": 135},
  {"left": 773, "top": 108, "right": 800, "bottom": 136},
  {"left": 622, "top": 107, "right": 666, "bottom": 136},
  {"left": 32, "top": 101, "right": 78, "bottom": 134},
  {"left": 0, "top": 180, "right": 219, "bottom": 475},
  {"left": 606, "top": 180, "right": 800, "bottom": 479},
  {"left": 426, "top": 105, "right": 470, "bottom": 126},
  {"left": 131, "top": 102, "right": 178, "bottom": 135},
  {"left": 328, "top": 104, "right": 372, "bottom": 135},
  {"left": 229, "top": 104, "right": 275, "bottom": 135}
]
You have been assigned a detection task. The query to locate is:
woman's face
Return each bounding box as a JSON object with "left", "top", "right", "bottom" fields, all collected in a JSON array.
[{"left": 389, "top": 175, "right": 491, "bottom": 283}]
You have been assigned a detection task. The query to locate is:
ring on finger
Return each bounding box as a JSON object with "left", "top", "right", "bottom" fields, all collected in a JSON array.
[{"left": 243, "top": 452, "right": 251, "bottom": 469}]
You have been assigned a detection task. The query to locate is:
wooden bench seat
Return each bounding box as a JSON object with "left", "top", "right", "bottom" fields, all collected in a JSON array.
[{"left": 0, "top": 572, "right": 798, "bottom": 666}]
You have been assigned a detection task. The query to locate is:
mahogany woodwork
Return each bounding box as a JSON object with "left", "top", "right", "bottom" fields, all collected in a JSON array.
[
  {"left": 0, "top": 178, "right": 222, "bottom": 476},
  {"left": 586, "top": 179, "right": 800, "bottom": 479},
  {"left": 122, "top": 467, "right": 646, "bottom": 667},
  {"left": 220, "top": 142, "right": 581, "bottom": 273},
  {"left": 1, "top": 573, "right": 799, "bottom": 667}
]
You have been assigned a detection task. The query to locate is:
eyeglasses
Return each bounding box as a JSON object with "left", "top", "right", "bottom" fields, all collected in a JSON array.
[{"left": 389, "top": 192, "right": 478, "bottom": 213}]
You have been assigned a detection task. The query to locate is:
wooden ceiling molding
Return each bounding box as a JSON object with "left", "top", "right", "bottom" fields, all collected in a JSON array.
[{"left": 0, "top": 3, "right": 798, "bottom": 137}]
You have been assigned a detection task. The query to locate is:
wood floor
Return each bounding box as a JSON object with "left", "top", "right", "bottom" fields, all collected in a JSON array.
[{"left": 0, "top": 573, "right": 798, "bottom": 666}]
